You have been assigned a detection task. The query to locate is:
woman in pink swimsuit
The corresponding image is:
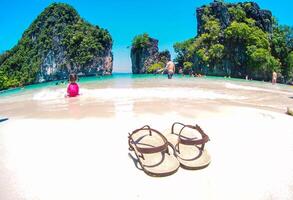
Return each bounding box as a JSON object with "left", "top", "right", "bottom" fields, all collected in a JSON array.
[{"left": 67, "top": 73, "right": 79, "bottom": 97}]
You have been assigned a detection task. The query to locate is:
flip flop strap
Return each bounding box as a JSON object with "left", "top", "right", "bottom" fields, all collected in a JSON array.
[
  {"left": 129, "top": 126, "right": 169, "bottom": 156},
  {"left": 132, "top": 125, "right": 153, "bottom": 136},
  {"left": 178, "top": 125, "right": 209, "bottom": 146},
  {"left": 171, "top": 122, "right": 210, "bottom": 150}
]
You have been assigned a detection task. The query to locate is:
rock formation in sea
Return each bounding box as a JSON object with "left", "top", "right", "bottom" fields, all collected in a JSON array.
[
  {"left": 196, "top": 1, "right": 273, "bottom": 35},
  {"left": 174, "top": 1, "right": 293, "bottom": 83},
  {"left": 131, "top": 34, "right": 171, "bottom": 74},
  {"left": 0, "top": 3, "right": 113, "bottom": 90}
]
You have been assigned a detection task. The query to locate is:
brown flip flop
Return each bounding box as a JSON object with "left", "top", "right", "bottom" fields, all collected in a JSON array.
[
  {"left": 128, "top": 125, "right": 180, "bottom": 177},
  {"left": 165, "top": 122, "right": 211, "bottom": 170}
]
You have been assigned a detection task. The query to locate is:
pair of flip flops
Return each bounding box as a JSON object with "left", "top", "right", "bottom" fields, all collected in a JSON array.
[{"left": 128, "top": 122, "right": 211, "bottom": 177}]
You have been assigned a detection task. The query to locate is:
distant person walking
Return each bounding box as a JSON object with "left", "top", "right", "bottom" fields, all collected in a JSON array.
[
  {"left": 178, "top": 67, "right": 183, "bottom": 75},
  {"left": 67, "top": 73, "right": 79, "bottom": 97},
  {"left": 165, "top": 60, "right": 175, "bottom": 79},
  {"left": 272, "top": 71, "right": 277, "bottom": 84}
]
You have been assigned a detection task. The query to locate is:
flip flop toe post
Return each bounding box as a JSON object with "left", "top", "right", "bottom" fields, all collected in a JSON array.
[{"left": 128, "top": 125, "right": 180, "bottom": 177}]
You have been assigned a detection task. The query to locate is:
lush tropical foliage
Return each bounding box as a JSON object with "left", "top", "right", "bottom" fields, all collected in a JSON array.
[
  {"left": 132, "top": 33, "right": 151, "bottom": 49},
  {"left": 183, "top": 62, "right": 193, "bottom": 74},
  {"left": 146, "top": 62, "right": 164, "bottom": 73},
  {"left": 0, "top": 3, "right": 112, "bottom": 90},
  {"left": 174, "top": 2, "right": 293, "bottom": 83}
]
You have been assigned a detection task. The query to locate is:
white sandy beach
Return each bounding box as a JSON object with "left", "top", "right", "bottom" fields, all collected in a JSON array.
[
  {"left": 1, "top": 107, "right": 293, "bottom": 200},
  {"left": 1, "top": 77, "right": 293, "bottom": 200}
]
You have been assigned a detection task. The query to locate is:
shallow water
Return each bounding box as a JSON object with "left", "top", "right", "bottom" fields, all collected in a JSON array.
[{"left": 0, "top": 74, "right": 292, "bottom": 119}]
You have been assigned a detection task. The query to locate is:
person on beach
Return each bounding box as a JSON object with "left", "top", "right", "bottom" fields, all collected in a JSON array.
[
  {"left": 67, "top": 73, "right": 79, "bottom": 97},
  {"left": 178, "top": 67, "right": 183, "bottom": 75},
  {"left": 189, "top": 70, "right": 194, "bottom": 77},
  {"left": 272, "top": 71, "right": 277, "bottom": 84},
  {"left": 165, "top": 60, "right": 175, "bottom": 79}
]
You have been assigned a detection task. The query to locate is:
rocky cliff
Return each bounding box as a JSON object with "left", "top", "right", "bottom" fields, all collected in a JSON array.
[
  {"left": 174, "top": 1, "right": 293, "bottom": 82},
  {"left": 195, "top": 1, "right": 275, "bottom": 79},
  {"left": 197, "top": 1, "right": 273, "bottom": 35},
  {"left": 0, "top": 3, "right": 113, "bottom": 90},
  {"left": 131, "top": 34, "right": 170, "bottom": 74}
]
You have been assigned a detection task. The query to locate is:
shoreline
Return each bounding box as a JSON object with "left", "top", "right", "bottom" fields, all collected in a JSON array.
[
  {"left": 1, "top": 74, "right": 293, "bottom": 95},
  {"left": 0, "top": 75, "right": 292, "bottom": 119}
]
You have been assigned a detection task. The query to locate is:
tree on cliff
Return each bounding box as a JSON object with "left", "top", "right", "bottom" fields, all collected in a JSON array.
[
  {"left": 174, "top": 1, "right": 293, "bottom": 83},
  {"left": 131, "top": 33, "right": 171, "bottom": 74},
  {"left": 0, "top": 3, "right": 113, "bottom": 90},
  {"left": 132, "top": 33, "right": 151, "bottom": 49}
]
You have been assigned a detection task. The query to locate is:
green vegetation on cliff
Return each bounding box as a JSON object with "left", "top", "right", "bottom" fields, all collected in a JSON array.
[
  {"left": 131, "top": 34, "right": 171, "bottom": 74},
  {"left": 0, "top": 3, "right": 112, "bottom": 90},
  {"left": 183, "top": 62, "right": 193, "bottom": 74},
  {"left": 132, "top": 33, "right": 151, "bottom": 49},
  {"left": 174, "top": 1, "right": 293, "bottom": 83},
  {"left": 146, "top": 62, "right": 164, "bottom": 73}
]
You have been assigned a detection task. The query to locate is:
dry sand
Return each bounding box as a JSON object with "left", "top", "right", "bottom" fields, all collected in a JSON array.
[{"left": 1, "top": 106, "right": 293, "bottom": 200}]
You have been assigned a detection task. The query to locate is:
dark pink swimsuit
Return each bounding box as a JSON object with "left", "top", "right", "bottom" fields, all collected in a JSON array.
[{"left": 67, "top": 83, "right": 79, "bottom": 97}]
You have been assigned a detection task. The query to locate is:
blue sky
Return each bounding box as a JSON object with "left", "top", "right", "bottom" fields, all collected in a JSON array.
[{"left": 0, "top": 0, "right": 293, "bottom": 72}]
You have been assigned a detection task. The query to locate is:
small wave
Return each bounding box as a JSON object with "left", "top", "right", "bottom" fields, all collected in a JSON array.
[
  {"left": 225, "top": 83, "right": 265, "bottom": 91},
  {"left": 84, "top": 87, "right": 244, "bottom": 100},
  {"left": 225, "top": 83, "right": 293, "bottom": 95},
  {"left": 32, "top": 87, "right": 244, "bottom": 101},
  {"left": 32, "top": 89, "right": 66, "bottom": 101}
]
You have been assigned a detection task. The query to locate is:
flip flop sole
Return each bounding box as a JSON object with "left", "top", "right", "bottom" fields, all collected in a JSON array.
[
  {"left": 175, "top": 145, "right": 211, "bottom": 170},
  {"left": 164, "top": 128, "right": 211, "bottom": 170},
  {"left": 141, "top": 152, "right": 180, "bottom": 177},
  {"left": 129, "top": 130, "right": 180, "bottom": 177}
]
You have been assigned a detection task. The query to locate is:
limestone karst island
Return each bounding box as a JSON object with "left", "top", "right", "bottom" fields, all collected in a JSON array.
[{"left": 0, "top": 1, "right": 293, "bottom": 200}]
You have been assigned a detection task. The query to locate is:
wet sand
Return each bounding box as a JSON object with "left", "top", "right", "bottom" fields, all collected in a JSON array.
[
  {"left": 0, "top": 75, "right": 293, "bottom": 200},
  {"left": 1, "top": 76, "right": 292, "bottom": 118}
]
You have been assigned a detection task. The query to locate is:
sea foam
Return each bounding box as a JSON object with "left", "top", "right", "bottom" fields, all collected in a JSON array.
[
  {"left": 33, "top": 87, "right": 244, "bottom": 102},
  {"left": 33, "top": 89, "right": 66, "bottom": 101},
  {"left": 225, "top": 83, "right": 293, "bottom": 95},
  {"left": 225, "top": 83, "right": 265, "bottom": 91}
]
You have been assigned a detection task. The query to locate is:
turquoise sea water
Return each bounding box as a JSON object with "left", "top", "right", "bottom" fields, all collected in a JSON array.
[{"left": 1, "top": 73, "right": 292, "bottom": 97}]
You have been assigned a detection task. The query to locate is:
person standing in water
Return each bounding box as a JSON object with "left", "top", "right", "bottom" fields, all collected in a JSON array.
[
  {"left": 67, "top": 73, "right": 79, "bottom": 97},
  {"left": 272, "top": 71, "right": 277, "bottom": 84},
  {"left": 165, "top": 60, "right": 175, "bottom": 79},
  {"left": 178, "top": 67, "right": 183, "bottom": 75}
]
